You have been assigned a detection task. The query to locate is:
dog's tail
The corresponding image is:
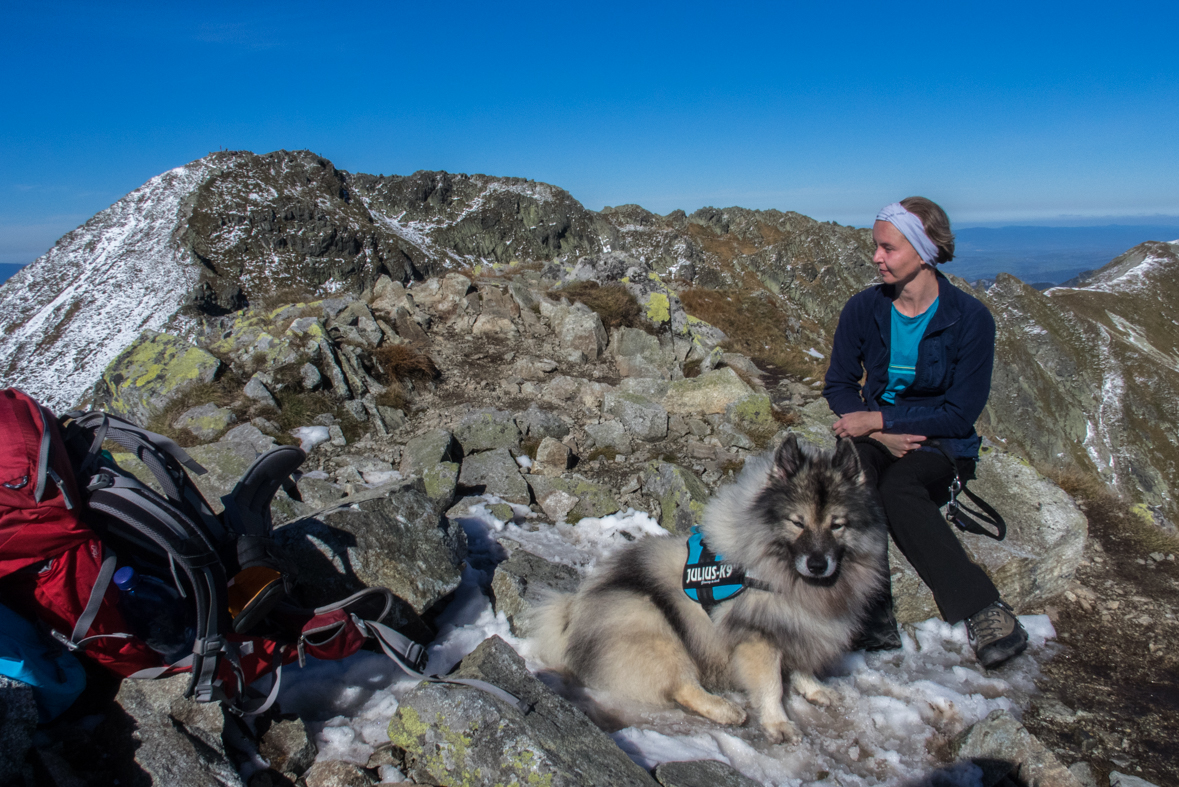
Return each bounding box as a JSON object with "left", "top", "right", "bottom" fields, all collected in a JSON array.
[{"left": 525, "top": 591, "right": 576, "bottom": 669}]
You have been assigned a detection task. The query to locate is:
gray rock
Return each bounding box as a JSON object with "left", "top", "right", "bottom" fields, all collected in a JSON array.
[
  {"left": 535, "top": 488, "right": 580, "bottom": 522},
  {"left": 96, "top": 330, "right": 222, "bottom": 426},
  {"left": 532, "top": 437, "right": 571, "bottom": 477},
  {"left": 172, "top": 402, "right": 237, "bottom": 441},
  {"left": 546, "top": 302, "right": 608, "bottom": 361},
  {"left": 586, "top": 420, "right": 632, "bottom": 454},
  {"left": 388, "top": 636, "right": 657, "bottom": 787},
  {"left": 343, "top": 399, "right": 368, "bottom": 421},
  {"left": 422, "top": 461, "right": 460, "bottom": 506},
  {"left": 244, "top": 373, "right": 279, "bottom": 408},
  {"left": 274, "top": 479, "right": 466, "bottom": 616},
  {"left": 220, "top": 423, "right": 277, "bottom": 454},
  {"left": 517, "top": 403, "right": 570, "bottom": 440},
  {"left": 719, "top": 353, "right": 765, "bottom": 385},
  {"left": 543, "top": 374, "right": 582, "bottom": 401},
  {"left": 453, "top": 408, "right": 522, "bottom": 453},
  {"left": 604, "top": 391, "right": 669, "bottom": 442},
  {"left": 304, "top": 760, "right": 376, "bottom": 786},
  {"left": 714, "top": 421, "right": 755, "bottom": 450},
  {"left": 529, "top": 474, "right": 620, "bottom": 520},
  {"left": 301, "top": 362, "right": 323, "bottom": 390},
  {"left": 620, "top": 376, "right": 671, "bottom": 400},
  {"left": 611, "top": 326, "right": 677, "bottom": 378},
  {"left": 725, "top": 391, "right": 776, "bottom": 443},
  {"left": 1109, "top": 773, "right": 1161, "bottom": 787},
  {"left": 1068, "top": 762, "right": 1100, "bottom": 787},
  {"left": 654, "top": 759, "right": 763, "bottom": 787},
  {"left": 329, "top": 424, "right": 347, "bottom": 446},
  {"left": 662, "top": 367, "right": 754, "bottom": 415},
  {"left": 643, "top": 462, "right": 710, "bottom": 534},
  {"left": 458, "top": 448, "right": 531, "bottom": 504},
  {"left": 114, "top": 674, "right": 245, "bottom": 787},
  {"left": 952, "top": 710, "right": 1083, "bottom": 787},
  {"left": 891, "top": 446, "right": 1088, "bottom": 624},
  {"left": 511, "top": 356, "right": 559, "bottom": 381},
  {"left": 490, "top": 549, "right": 581, "bottom": 635},
  {"left": 297, "top": 476, "right": 347, "bottom": 510},
  {"left": 0, "top": 676, "right": 36, "bottom": 781},
  {"left": 400, "top": 428, "right": 460, "bottom": 477}
]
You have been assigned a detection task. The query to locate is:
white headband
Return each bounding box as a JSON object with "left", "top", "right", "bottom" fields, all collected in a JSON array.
[{"left": 876, "top": 203, "right": 940, "bottom": 265}]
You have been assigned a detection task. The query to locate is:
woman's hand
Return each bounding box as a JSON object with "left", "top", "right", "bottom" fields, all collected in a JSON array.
[
  {"left": 832, "top": 411, "right": 884, "bottom": 438},
  {"left": 873, "top": 432, "right": 927, "bottom": 458}
]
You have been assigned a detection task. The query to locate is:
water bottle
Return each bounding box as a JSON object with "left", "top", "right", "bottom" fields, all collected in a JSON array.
[{"left": 113, "top": 566, "right": 195, "bottom": 663}]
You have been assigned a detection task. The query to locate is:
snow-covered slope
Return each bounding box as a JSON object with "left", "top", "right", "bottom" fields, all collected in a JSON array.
[{"left": 0, "top": 158, "right": 220, "bottom": 411}]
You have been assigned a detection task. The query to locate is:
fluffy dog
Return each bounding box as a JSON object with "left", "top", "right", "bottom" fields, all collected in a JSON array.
[{"left": 531, "top": 434, "right": 887, "bottom": 742}]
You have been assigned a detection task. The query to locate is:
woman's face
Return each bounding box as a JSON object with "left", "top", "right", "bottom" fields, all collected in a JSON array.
[{"left": 872, "top": 220, "right": 927, "bottom": 287}]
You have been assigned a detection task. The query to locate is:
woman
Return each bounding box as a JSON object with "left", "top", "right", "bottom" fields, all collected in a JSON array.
[{"left": 822, "top": 197, "right": 1027, "bottom": 669}]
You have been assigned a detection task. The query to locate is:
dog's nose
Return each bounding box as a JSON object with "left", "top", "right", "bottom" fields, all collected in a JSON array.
[{"left": 806, "top": 554, "right": 830, "bottom": 576}]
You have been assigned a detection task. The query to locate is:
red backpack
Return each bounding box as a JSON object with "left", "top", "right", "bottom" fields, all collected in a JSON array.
[{"left": 0, "top": 388, "right": 521, "bottom": 715}]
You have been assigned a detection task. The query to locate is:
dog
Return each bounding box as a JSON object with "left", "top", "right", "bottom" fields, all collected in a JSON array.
[{"left": 530, "top": 433, "right": 887, "bottom": 742}]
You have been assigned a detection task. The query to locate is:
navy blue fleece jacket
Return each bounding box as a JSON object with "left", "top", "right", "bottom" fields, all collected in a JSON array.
[{"left": 822, "top": 272, "right": 995, "bottom": 459}]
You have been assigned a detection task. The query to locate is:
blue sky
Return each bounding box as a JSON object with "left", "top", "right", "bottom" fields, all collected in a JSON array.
[{"left": 2, "top": 1, "right": 1177, "bottom": 266}]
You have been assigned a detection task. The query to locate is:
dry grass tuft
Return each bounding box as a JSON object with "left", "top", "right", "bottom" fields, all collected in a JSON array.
[
  {"left": 1050, "top": 467, "right": 1179, "bottom": 553},
  {"left": 678, "top": 288, "right": 824, "bottom": 378},
  {"left": 371, "top": 343, "right": 439, "bottom": 413},
  {"left": 550, "top": 281, "right": 649, "bottom": 333},
  {"left": 145, "top": 377, "right": 248, "bottom": 447}
]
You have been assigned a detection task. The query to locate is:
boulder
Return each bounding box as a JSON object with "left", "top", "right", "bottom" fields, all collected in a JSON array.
[
  {"left": 643, "top": 462, "right": 710, "bottom": 534},
  {"left": 97, "top": 330, "right": 221, "bottom": 425},
  {"left": 400, "top": 429, "right": 460, "bottom": 477},
  {"left": 220, "top": 422, "right": 277, "bottom": 454},
  {"left": 611, "top": 326, "right": 677, "bottom": 378},
  {"left": 532, "top": 437, "right": 572, "bottom": 477},
  {"left": 517, "top": 402, "right": 570, "bottom": 440},
  {"left": 661, "top": 367, "right": 754, "bottom": 415},
  {"left": 512, "top": 356, "right": 559, "bottom": 381},
  {"left": 243, "top": 373, "right": 279, "bottom": 409},
  {"left": 890, "top": 447, "right": 1088, "bottom": 623},
  {"left": 304, "top": 760, "right": 375, "bottom": 786},
  {"left": 603, "top": 391, "right": 669, "bottom": 442},
  {"left": 172, "top": 402, "right": 237, "bottom": 441},
  {"left": 725, "top": 391, "right": 776, "bottom": 444},
  {"left": 654, "top": 759, "right": 764, "bottom": 787},
  {"left": 586, "top": 420, "right": 632, "bottom": 454},
  {"left": 274, "top": 479, "right": 466, "bottom": 616},
  {"left": 458, "top": 448, "right": 531, "bottom": 504},
  {"left": 114, "top": 674, "right": 244, "bottom": 787},
  {"left": 529, "top": 474, "right": 620, "bottom": 521},
  {"left": 422, "top": 461, "right": 460, "bottom": 506},
  {"left": 952, "top": 710, "right": 1082, "bottom": 787},
  {"left": 453, "top": 409, "right": 522, "bottom": 453},
  {"left": 490, "top": 549, "right": 581, "bottom": 635},
  {"left": 388, "top": 636, "right": 657, "bottom": 787},
  {"left": 545, "top": 302, "right": 608, "bottom": 361},
  {"left": 619, "top": 376, "right": 671, "bottom": 400}
]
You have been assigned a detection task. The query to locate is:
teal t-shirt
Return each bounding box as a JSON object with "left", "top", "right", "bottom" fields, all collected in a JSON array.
[{"left": 881, "top": 298, "right": 938, "bottom": 404}]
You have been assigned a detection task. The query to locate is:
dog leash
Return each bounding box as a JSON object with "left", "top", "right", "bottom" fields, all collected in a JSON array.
[{"left": 923, "top": 440, "right": 1007, "bottom": 541}]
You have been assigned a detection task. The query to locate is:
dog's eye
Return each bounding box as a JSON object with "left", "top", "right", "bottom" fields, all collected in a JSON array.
[
  {"left": 788, "top": 517, "right": 805, "bottom": 529},
  {"left": 831, "top": 519, "right": 847, "bottom": 531}
]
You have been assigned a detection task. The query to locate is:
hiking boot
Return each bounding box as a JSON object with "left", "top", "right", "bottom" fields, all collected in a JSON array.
[{"left": 966, "top": 601, "right": 1028, "bottom": 668}]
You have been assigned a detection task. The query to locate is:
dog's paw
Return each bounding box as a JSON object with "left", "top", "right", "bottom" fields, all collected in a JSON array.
[
  {"left": 709, "top": 697, "right": 748, "bottom": 726},
  {"left": 802, "top": 683, "right": 838, "bottom": 707},
  {"left": 762, "top": 718, "right": 799, "bottom": 744},
  {"left": 791, "top": 673, "right": 838, "bottom": 707}
]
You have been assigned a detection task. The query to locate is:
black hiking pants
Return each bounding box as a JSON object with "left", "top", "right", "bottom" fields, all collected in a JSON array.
[{"left": 856, "top": 439, "right": 1000, "bottom": 627}]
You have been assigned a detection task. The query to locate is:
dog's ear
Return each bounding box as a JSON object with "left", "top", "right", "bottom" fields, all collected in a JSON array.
[
  {"left": 773, "top": 433, "right": 805, "bottom": 479},
  {"left": 833, "top": 437, "right": 866, "bottom": 485}
]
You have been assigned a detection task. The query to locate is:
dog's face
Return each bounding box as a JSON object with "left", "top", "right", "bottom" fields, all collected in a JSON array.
[{"left": 755, "top": 435, "right": 879, "bottom": 585}]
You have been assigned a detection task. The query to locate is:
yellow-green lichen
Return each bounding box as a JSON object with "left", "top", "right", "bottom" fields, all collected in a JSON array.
[
  {"left": 646, "top": 292, "right": 671, "bottom": 324},
  {"left": 1130, "top": 503, "right": 1157, "bottom": 527}
]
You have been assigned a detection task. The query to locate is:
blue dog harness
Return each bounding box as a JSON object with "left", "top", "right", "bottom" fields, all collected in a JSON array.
[{"left": 682, "top": 528, "right": 768, "bottom": 612}]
